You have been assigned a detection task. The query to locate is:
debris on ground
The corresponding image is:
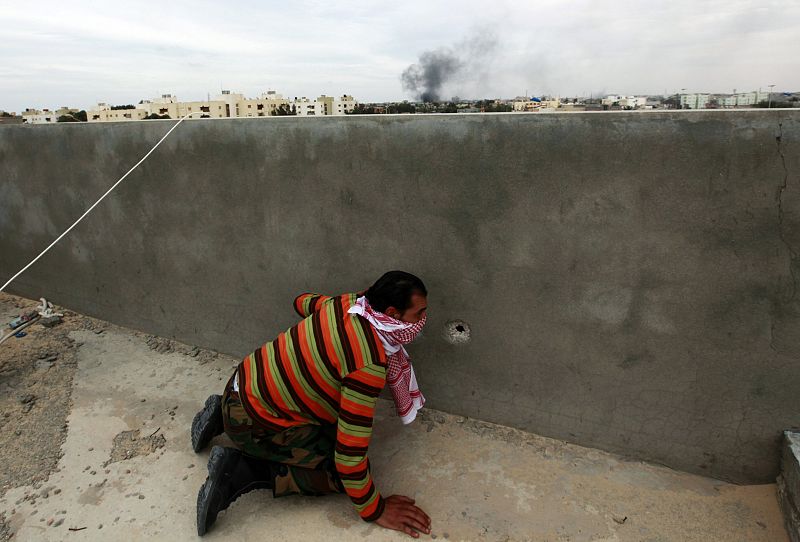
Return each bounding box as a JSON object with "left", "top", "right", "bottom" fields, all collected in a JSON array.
[
  {"left": 0, "top": 294, "right": 81, "bottom": 495},
  {"left": 139, "top": 333, "right": 217, "bottom": 364},
  {"left": 0, "top": 290, "right": 222, "bottom": 504},
  {"left": 103, "top": 429, "right": 166, "bottom": 467},
  {"left": 144, "top": 335, "right": 175, "bottom": 354},
  {"left": 39, "top": 315, "right": 63, "bottom": 328},
  {"left": 0, "top": 512, "right": 11, "bottom": 542},
  {"left": 2, "top": 298, "right": 65, "bottom": 345},
  {"left": 7, "top": 311, "right": 38, "bottom": 330}
]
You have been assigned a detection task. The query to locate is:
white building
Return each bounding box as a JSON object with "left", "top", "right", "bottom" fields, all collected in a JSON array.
[
  {"left": 83, "top": 90, "right": 358, "bottom": 121},
  {"left": 292, "top": 97, "right": 320, "bottom": 116},
  {"left": 720, "top": 90, "right": 770, "bottom": 108},
  {"left": 315, "top": 95, "right": 357, "bottom": 115},
  {"left": 138, "top": 94, "right": 228, "bottom": 119},
  {"left": 680, "top": 94, "right": 710, "bottom": 109},
  {"left": 289, "top": 95, "right": 358, "bottom": 116},
  {"left": 22, "top": 108, "right": 56, "bottom": 124},
  {"left": 601, "top": 95, "right": 647, "bottom": 109},
  {"left": 87, "top": 103, "right": 147, "bottom": 122},
  {"left": 335, "top": 95, "right": 357, "bottom": 115},
  {"left": 234, "top": 90, "right": 290, "bottom": 117}
]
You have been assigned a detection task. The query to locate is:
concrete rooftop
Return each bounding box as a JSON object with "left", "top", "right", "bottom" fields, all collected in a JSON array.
[{"left": 0, "top": 294, "right": 789, "bottom": 541}]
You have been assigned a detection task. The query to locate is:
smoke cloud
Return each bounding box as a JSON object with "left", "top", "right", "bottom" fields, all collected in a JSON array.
[{"left": 401, "top": 30, "right": 498, "bottom": 102}]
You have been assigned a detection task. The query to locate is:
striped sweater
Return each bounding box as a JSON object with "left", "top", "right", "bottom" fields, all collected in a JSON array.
[{"left": 236, "top": 292, "right": 387, "bottom": 521}]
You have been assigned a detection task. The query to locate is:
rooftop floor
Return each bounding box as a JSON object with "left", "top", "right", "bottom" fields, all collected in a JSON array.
[{"left": 0, "top": 293, "right": 789, "bottom": 541}]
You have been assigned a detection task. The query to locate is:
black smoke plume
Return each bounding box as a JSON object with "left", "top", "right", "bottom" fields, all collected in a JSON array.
[
  {"left": 401, "top": 30, "right": 498, "bottom": 102},
  {"left": 402, "top": 50, "right": 461, "bottom": 102}
]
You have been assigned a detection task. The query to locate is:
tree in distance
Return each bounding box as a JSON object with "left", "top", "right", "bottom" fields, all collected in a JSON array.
[
  {"left": 271, "top": 104, "right": 296, "bottom": 116},
  {"left": 388, "top": 102, "right": 416, "bottom": 114},
  {"left": 347, "top": 104, "right": 379, "bottom": 114},
  {"left": 56, "top": 110, "right": 87, "bottom": 122},
  {"left": 662, "top": 95, "right": 681, "bottom": 109},
  {"left": 756, "top": 100, "right": 794, "bottom": 108}
]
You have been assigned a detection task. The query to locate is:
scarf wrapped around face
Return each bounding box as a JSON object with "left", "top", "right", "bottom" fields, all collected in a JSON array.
[{"left": 347, "top": 296, "right": 426, "bottom": 424}]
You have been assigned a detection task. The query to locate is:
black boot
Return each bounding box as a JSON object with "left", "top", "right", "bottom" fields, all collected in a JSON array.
[
  {"left": 191, "top": 394, "right": 223, "bottom": 453},
  {"left": 196, "top": 446, "right": 275, "bottom": 536}
]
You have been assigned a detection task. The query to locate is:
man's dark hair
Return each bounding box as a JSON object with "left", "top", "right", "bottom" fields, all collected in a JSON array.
[{"left": 366, "top": 271, "right": 427, "bottom": 313}]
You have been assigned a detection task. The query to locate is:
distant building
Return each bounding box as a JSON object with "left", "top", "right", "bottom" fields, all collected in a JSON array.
[
  {"left": 318, "top": 96, "right": 337, "bottom": 115},
  {"left": 0, "top": 110, "right": 23, "bottom": 124},
  {"left": 645, "top": 97, "right": 664, "bottom": 109},
  {"left": 512, "top": 97, "right": 541, "bottom": 112},
  {"left": 292, "top": 97, "right": 318, "bottom": 116},
  {"left": 330, "top": 94, "right": 358, "bottom": 115},
  {"left": 540, "top": 98, "right": 561, "bottom": 109},
  {"left": 22, "top": 108, "right": 56, "bottom": 124},
  {"left": 680, "top": 94, "right": 710, "bottom": 109},
  {"left": 83, "top": 90, "right": 357, "bottom": 122},
  {"left": 512, "top": 97, "right": 534, "bottom": 111},
  {"left": 234, "top": 90, "right": 289, "bottom": 117},
  {"left": 601, "top": 95, "right": 647, "bottom": 109},
  {"left": 560, "top": 104, "right": 587, "bottom": 112},
  {"left": 718, "top": 91, "right": 770, "bottom": 108},
  {"left": 137, "top": 94, "right": 228, "bottom": 119},
  {"left": 291, "top": 95, "right": 357, "bottom": 116},
  {"left": 87, "top": 103, "right": 147, "bottom": 122},
  {"left": 216, "top": 90, "right": 246, "bottom": 117},
  {"left": 512, "top": 96, "right": 561, "bottom": 112}
]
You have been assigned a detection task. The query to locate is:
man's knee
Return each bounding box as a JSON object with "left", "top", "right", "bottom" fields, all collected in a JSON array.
[{"left": 273, "top": 463, "right": 343, "bottom": 497}]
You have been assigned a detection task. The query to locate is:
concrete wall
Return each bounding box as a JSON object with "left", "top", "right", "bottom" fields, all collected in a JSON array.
[
  {"left": 778, "top": 431, "right": 800, "bottom": 541},
  {"left": 1, "top": 111, "right": 798, "bottom": 484}
]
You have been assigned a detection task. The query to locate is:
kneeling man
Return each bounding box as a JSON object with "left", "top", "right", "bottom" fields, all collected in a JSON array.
[{"left": 191, "top": 271, "right": 431, "bottom": 538}]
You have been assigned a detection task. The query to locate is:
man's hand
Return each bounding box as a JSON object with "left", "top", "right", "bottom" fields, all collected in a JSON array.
[{"left": 375, "top": 495, "right": 431, "bottom": 538}]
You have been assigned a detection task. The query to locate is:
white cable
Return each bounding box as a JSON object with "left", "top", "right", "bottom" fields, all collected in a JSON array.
[{"left": 1, "top": 112, "right": 204, "bottom": 293}]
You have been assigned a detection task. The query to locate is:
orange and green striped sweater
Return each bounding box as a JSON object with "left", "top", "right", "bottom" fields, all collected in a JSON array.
[{"left": 236, "top": 292, "right": 387, "bottom": 521}]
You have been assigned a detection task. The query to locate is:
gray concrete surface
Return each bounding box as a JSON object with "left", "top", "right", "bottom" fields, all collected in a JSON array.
[
  {"left": 0, "top": 307, "right": 789, "bottom": 541},
  {"left": 1, "top": 111, "right": 799, "bottom": 484},
  {"left": 778, "top": 432, "right": 800, "bottom": 542}
]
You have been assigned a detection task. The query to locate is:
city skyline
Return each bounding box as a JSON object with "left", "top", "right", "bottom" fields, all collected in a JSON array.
[
  {"left": 2, "top": 0, "right": 799, "bottom": 113},
  {"left": 6, "top": 87, "right": 795, "bottom": 117}
]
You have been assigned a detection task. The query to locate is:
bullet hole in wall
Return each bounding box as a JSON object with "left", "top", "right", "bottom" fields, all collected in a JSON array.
[{"left": 444, "top": 320, "right": 471, "bottom": 345}]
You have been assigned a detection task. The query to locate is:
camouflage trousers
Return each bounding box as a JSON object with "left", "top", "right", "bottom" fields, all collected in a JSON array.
[{"left": 221, "top": 376, "right": 344, "bottom": 498}]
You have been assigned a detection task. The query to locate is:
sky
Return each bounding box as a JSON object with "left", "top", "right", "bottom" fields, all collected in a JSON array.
[{"left": 1, "top": 0, "right": 799, "bottom": 112}]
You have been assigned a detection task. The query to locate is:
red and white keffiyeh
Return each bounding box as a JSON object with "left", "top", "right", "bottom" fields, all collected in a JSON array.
[{"left": 348, "top": 296, "right": 426, "bottom": 424}]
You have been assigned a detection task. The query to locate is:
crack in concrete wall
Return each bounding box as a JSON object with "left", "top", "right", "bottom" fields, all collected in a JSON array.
[{"left": 775, "top": 121, "right": 798, "bottom": 305}]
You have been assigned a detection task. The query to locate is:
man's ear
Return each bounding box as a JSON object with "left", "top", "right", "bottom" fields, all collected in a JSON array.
[{"left": 385, "top": 306, "right": 402, "bottom": 320}]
